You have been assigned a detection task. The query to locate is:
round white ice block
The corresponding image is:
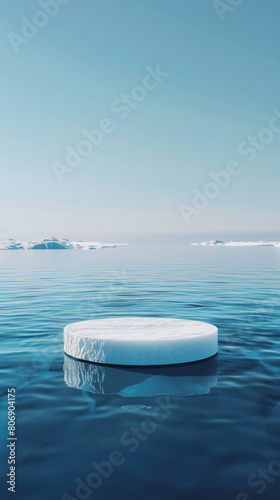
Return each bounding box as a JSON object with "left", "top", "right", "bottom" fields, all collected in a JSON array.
[{"left": 64, "top": 317, "right": 218, "bottom": 366}]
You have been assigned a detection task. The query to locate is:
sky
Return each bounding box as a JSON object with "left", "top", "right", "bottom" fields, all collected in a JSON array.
[{"left": 1, "top": 0, "right": 280, "bottom": 242}]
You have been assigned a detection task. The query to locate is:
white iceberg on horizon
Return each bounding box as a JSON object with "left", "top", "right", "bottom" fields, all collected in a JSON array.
[
  {"left": 0, "top": 237, "right": 127, "bottom": 250},
  {"left": 191, "top": 239, "right": 225, "bottom": 246},
  {"left": 191, "top": 239, "right": 279, "bottom": 247}
]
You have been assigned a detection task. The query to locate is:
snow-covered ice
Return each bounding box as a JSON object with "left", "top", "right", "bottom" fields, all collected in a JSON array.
[
  {"left": 0, "top": 237, "right": 127, "bottom": 250},
  {"left": 64, "top": 317, "right": 218, "bottom": 366},
  {"left": 191, "top": 239, "right": 280, "bottom": 247}
]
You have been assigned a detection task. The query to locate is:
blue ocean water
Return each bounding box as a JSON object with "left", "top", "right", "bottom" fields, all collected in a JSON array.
[{"left": 0, "top": 244, "right": 280, "bottom": 500}]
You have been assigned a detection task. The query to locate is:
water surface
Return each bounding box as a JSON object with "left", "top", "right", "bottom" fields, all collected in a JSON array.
[{"left": 0, "top": 245, "right": 280, "bottom": 499}]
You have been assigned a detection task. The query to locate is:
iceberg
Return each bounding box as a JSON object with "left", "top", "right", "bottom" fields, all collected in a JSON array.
[
  {"left": 64, "top": 317, "right": 218, "bottom": 366},
  {"left": 0, "top": 237, "right": 127, "bottom": 250},
  {"left": 191, "top": 239, "right": 279, "bottom": 247}
]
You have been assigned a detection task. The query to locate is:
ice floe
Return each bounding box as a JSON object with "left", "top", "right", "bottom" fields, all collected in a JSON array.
[
  {"left": 0, "top": 237, "right": 127, "bottom": 250},
  {"left": 191, "top": 239, "right": 279, "bottom": 247},
  {"left": 64, "top": 317, "right": 218, "bottom": 366}
]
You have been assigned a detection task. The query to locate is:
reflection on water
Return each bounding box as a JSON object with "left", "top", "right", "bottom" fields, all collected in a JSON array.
[{"left": 64, "top": 354, "right": 218, "bottom": 397}]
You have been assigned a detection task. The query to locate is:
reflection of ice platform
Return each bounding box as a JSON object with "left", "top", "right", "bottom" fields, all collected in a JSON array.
[
  {"left": 64, "top": 317, "right": 218, "bottom": 366},
  {"left": 63, "top": 354, "right": 218, "bottom": 397}
]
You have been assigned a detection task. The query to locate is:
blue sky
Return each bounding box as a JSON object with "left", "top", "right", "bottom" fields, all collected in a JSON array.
[{"left": 1, "top": 0, "right": 280, "bottom": 241}]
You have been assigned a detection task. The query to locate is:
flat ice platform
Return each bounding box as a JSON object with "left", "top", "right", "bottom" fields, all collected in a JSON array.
[{"left": 64, "top": 318, "right": 218, "bottom": 366}]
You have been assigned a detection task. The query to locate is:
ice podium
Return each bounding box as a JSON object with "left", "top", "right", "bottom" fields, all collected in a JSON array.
[{"left": 64, "top": 317, "right": 218, "bottom": 366}]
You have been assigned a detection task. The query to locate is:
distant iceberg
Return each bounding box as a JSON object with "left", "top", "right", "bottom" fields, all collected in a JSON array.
[
  {"left": 0, "top": 237, "right": 127, "bottom": 250},
  {"left": 191, "top": 239, "right": 279, "bottom": 247}
]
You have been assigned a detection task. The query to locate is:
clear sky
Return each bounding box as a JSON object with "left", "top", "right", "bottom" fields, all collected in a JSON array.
[{"left": 1, "top": 0, "right": 280, "bottom": 241}]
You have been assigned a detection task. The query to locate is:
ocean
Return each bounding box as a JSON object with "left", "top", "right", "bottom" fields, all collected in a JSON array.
[{"left": 0, "top": 244, "right": 280, "bottom": 500}]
